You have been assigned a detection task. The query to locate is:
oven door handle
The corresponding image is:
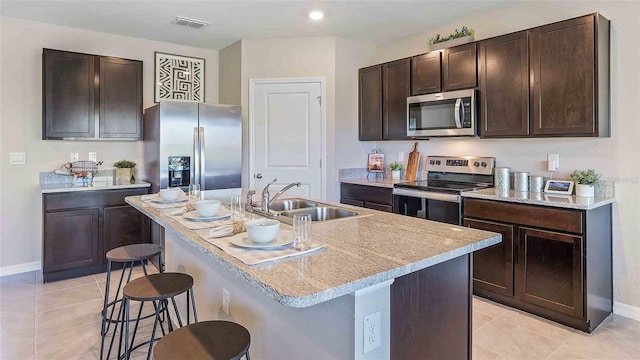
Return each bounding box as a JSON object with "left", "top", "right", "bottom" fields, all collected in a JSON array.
[
  {"left": 393, "top": 188, "right": 461, "bottom": 203},
  {"left": 454, "top": 98, "right": 463, "bottom": 128}
]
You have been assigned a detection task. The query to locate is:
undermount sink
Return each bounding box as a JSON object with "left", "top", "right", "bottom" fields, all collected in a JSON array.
[
  {"left": 279, "top": 207, "right": 360, "bottom": 221},
  {"left": 268, "top": 199, "right": 318, "bottom": 211}
]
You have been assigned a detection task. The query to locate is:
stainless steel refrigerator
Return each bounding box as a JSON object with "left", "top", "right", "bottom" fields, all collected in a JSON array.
[{"left": 143, "top": 101, "right": 242, "bottom": 193}]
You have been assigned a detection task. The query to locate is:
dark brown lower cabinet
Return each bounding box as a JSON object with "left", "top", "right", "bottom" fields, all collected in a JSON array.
[
  {"left": 340, "top": 183, "right": 393, "bottom": 212},
  {"left": 44, "top": 208, "right": 100, "bottom": 272},
  {"left": 463, "top": 198, "right": 612, "bottom": 332},
  {"left": 42, "top": 188, "right": 150, "bottom": 282}
]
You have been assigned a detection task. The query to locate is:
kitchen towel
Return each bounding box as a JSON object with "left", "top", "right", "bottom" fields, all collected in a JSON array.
[{"left": 197, "top": 229, "right": 326, "bottom": 266}]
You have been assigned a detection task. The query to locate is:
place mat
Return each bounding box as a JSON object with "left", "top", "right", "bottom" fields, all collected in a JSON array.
[
  {"left": 141, "top": 191, "right": 189, "bottom": 209},
  {"left": 168, "top": 207, "right": 232, "bottom": 230},
  {"left": 197, "top": 229, "right": 326, "bottom": 265}
]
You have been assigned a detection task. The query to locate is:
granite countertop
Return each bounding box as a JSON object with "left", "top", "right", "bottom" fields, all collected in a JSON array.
[
  {"left": 462, "top": 188, "right": 615, "bottom": 210},
  {"left": 41, "top": 180, "right": 151, "bottom": 193},
  {"left": 339, "top": 177, "right": 403, "bottom": 188},
  {"left": 126, "top": 196, "right": 500, "bottom": 308}
]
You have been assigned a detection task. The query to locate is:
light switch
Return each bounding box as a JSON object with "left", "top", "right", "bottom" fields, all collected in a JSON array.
[
  {"left": 88, "top": 152, "right": 97, "bottom": 162},
  {"left": 70, "top": 152, "right": 79, "bottom": 162},
  {"left": 10, "top": 152, "right": 26, "bottom": 165}
]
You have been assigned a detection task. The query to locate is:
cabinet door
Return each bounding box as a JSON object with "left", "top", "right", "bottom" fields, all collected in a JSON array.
[
  {"left": 479, "top": 31, "right": 529, "bottom": 137},
  {"left": 517, "top": 227, "right": 584, "bottom": 318},
  {"left": 411, "top": 52, "right": 441, "bottom": 95},
  {"left": 443, "top": 43, "right": 477, "bottom": 91},
  {"left": 464, "top": 218, "right": 515, "bottom": 297},
  {"left": 530, "top": 15, "right": 595, "bottom": 136},
  {"left": 359, "top": 65, "right": 383, "bottom": 140},
  {"left": 383, "top": 59, "right": 411, "bottom": 140},
  {"left": 104, "top": 205, "right": 150, "bottom": 254},
  {"left": 43, "top": 49, "right": 96, "bottom": 139},
  {"left": 44, "top": 208, "right": 100, "bottom": 272},
  {"left": 99, "top": 57, "right": 143, "bottom": 139}
]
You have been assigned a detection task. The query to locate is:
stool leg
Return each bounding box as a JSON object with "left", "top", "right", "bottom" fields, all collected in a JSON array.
[
  {"left": 128, "top": 301, "right": 145, "bottom": 352},
  {"left": 246, "top": 351, "right": 251, "bottom": 360},
  {"left": 124, "top": 298, "right": 131, "bottom": 360},
  {"left": 170, "top": 297, "right": 183, "bottom": 327},
  {"left": 146, "top": 300, "right": 163, "bottom": 360},
  {"left": 189, "top": 288, "right": 198, "bottom": 323},
  {"left": 99, "top": 260, "right": 112, "bottom": 360}
]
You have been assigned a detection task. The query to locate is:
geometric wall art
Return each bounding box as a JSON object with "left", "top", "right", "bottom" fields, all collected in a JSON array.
[{"left": 155, "top": 52, "right": 205, "bottom": 102}]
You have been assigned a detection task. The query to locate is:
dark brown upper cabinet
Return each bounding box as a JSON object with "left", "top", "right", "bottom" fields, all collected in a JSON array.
[
  {"left": 411, "top": 52, "right": 441, "bottom": 95},
  {"left": 530, "top": 14, "right": 609, "bottom": 137},
  {"left": 43, "top": 49, "right": 96, "bottom": 139},
  {"left": 99, "top": 57, "right": 143, "bottom": 139},
  {"left": 382, "top": 59, "right": 411, "bottom": 140},
  {"left": 359, "top": 65, "right": 383, "bottom": 140},
  {"left": 478, "top": 31, "right": 530, "bottom": 137},
  {"left": 443, "top": 43, "right": 477, "bottom": 91},
  {"left": 43, "top": 48, "right": 143, "bottom": 140}
]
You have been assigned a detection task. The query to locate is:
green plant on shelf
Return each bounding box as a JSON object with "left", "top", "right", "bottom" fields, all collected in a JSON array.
[
  {"left": 113, "top": 160, "right": 136, "bottom": 168},
  {"left": 388, "top": 161, "right": 404, "bottom": 171},
  {"left": 428, "top": 26, "right": 475, "bottom": 45},
  {"left": 570, "top": 169, "right": 601, "bottom": 185}
]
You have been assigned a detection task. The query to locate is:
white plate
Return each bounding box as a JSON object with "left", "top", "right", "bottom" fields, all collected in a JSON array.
[
  {"left": 230, "top": 232, "right": 294, "bottom": 249},
  {"left": 183, "top": 208, "right": 230, "bottom": 222},
  {"left": 151, "top": 197, "right": 188, "bottom": 204}
]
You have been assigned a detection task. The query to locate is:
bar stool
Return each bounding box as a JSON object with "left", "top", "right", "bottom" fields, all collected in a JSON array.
[
  {"left": 121, "top": 272, "right": 197, "bottom": 360},
  {"left": 153, "top": 321, "right": 251, "bottom": 360},
  {"left": 100, "top": 243, "right": 163, "bottom": 360}
]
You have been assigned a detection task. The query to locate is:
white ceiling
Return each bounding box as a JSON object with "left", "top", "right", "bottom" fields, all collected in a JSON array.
[{"left": 0, "top": 1, "right": 513, "bottom": 50}]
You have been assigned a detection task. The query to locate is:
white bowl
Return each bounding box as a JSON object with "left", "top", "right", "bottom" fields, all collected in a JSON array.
[
  {"left": 195, "top": 200, "right": 221, "bottom": 217},
  {"left": 159, "top": 188, "right": 180, "bottom": 201},
  {"left": 245, "top": 219, "right": 280, "bottom": 243}
]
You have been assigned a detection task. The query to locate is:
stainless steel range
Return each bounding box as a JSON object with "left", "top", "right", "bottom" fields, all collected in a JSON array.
[{"left": 393, "top": 156, "right": 495, "bottom": 225}]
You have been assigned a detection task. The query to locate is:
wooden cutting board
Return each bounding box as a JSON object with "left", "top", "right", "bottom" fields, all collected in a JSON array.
[{"left": 405, "top": 142, "right": 420, "bottom": 181}]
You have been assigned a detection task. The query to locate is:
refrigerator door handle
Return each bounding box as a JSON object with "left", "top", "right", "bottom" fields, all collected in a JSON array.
[
  {"left": 199, "top": 127, "right": 205, "bottom": 188},
  {"left": 193, "top": 127, "right": 200, "bottom": 186}
]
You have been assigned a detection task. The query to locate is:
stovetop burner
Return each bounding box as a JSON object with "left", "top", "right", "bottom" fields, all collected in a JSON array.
[{"left": 394, "top": 180, "right": 492, "bottom": 194}]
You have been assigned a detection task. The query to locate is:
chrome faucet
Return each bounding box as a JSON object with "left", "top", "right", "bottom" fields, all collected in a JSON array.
[{"left": 261, "top": 178, "right": 302, "bottom": 212}]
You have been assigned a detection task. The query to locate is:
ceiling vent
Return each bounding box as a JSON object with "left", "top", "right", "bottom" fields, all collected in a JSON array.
[{"left": 173, "top": 16, "right": 211, "bottom": 29}]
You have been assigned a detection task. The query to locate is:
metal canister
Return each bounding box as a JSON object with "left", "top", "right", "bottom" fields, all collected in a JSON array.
[
  {"left": 495, "top": 167, "right": 511, "bottom": 190},
  {"left": 529, "top": 175, "right": 545, "bottom": 193},
  {"left": 514, "top": 172, "right": 529, "bottom": 192}
]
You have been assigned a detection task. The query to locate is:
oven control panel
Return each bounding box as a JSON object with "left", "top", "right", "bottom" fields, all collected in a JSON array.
[{"left": 426, "top": 156, "right": 495, "bottom": 175}]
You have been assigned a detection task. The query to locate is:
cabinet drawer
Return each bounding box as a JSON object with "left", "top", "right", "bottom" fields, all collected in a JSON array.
[
  {"left": 364, "top": 202, "right": 393, "bottom": 213},
  {"left": 44, "top": 188, "right": 148, "bottom": 211},
  {"left": 463, "top": 198, "right": 583, "bottom": 234},
  {"left": 340, "top": 183, "right": 393, "bottom": 206}
]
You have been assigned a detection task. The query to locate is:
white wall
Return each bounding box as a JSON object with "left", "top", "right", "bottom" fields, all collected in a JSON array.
[
  {"left": 372, "top": 1, "right": 640, "bottom": 313},
  {"left": 334, "top": 38, "right": 377, "bottom": 201},
  {"left": 219, "top": 40, "right": 241, "bottom": 106},
  {"left": 0, "top": 16, "right": 219, "bottom": 271}
]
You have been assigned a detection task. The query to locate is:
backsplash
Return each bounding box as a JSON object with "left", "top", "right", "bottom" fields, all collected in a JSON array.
[{"left": 40, "top": 169, "right": 116, "bottom": 185}]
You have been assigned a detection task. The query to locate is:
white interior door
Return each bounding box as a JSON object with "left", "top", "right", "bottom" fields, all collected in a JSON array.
[{"left": 250, "top": 78, "right": 325, "bottom": 200}]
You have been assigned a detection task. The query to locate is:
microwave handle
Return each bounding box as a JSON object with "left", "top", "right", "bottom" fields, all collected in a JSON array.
[{"left": 454, "top": 98, "right": 463, "bottom": 128}]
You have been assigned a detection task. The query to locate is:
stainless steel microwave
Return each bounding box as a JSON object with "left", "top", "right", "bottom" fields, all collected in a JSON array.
[{"left": 407, "top": 89, "right": 477, "bottom": 137}]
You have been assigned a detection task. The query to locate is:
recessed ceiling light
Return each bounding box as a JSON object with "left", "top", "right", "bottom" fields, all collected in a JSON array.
[{"left": 309, "top": 10, "right": 324, "bottom": 21}]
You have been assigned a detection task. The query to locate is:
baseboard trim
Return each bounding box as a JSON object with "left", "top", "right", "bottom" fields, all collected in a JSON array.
[
  {"left": 613, "top": 301, "right": 640, "bottom": 322},
  {"left": 0, "top": 261, "right": 41, "bottom": 277}
]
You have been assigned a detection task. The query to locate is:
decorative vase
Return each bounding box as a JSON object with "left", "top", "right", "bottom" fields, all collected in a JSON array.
[
  {"left": 391, "top": 170, "right": 401, "bottom": 179},
  {"left": 115, "top": 168, "right": 133, "bottom": 183},
  {"left": 575, "top": 184, "right": 595, "bottom": 197},
  {"left": 428, "top": 35, "right": 474, "bottom": 51}
]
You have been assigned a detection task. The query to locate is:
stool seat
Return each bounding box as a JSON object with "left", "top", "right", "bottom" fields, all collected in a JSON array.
[
  {"left": 123, "top": 272, "right": 193, "bottom": 301},
  {"left": 153, "top": 321, "right": 251, "bottom": 360},
  {"left": 106, "top": 243, "right": 162, "bottom": 262}
]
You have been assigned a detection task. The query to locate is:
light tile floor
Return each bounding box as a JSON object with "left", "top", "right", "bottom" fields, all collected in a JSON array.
[{"left": 1, "top": 269, "right": 640, "bottom": 359}]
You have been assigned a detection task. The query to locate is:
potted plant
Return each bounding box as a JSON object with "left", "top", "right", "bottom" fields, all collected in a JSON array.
[
  {"left": 389, "top": 161, "right": 404, "bottom": 180},
  {"left": 428, "top": 26, "right": 475, "bottom": 51},
  {"left": 570, "top": 169, "right": 601, "bottom": 197},
  {"left": 114, "top": 160, "right": 136, "bottom": 183}
]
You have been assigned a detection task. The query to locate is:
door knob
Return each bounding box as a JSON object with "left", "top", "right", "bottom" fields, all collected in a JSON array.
[{"left": 255, "top": 173, "right": 263, "bottom": 179}]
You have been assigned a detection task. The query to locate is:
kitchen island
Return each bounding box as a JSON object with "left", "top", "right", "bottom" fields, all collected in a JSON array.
[{"left": 126, "top": 195, "right": 500, "bottom": 359}]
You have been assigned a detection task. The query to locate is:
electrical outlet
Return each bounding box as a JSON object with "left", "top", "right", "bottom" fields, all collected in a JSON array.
[
  {"left": 222, "top": 288, "right": 230, "bottom": 315},
  {"left": 363, "top": 311, "right": 381, "bottom": 353},
  {"left": 88, "top": 152, "right": 97, "bottom": 162},
  {"left": 69, "top": 152, "right": 79, "bottom": 162},
  {"left": 547, "top": 153, "right": 559, "bottom": 172}
]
